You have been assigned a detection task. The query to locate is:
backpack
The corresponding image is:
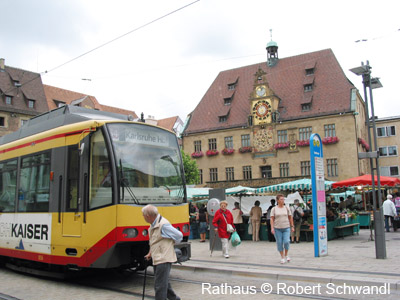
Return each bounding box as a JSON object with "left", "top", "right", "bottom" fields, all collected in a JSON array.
[{"left": 293, "top": 208, "right": 302, "bottom": 223}]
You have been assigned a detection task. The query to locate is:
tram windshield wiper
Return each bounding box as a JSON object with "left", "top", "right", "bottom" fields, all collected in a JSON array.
[{"left": 119, "top": 159, "right": 139, "bottom": 204}]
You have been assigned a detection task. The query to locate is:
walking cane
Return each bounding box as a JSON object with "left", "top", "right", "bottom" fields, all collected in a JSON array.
[
  {"left": 142, "top": 260, "right": 148, "bottom": 300},
  {"left": 210, "top": 230, "right": 217, "bottom": 257}
]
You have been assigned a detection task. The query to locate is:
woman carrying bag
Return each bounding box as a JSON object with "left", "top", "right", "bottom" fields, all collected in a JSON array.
[
  {"left": 270, "top": 194, "right": 294, "bottom": 264},
  {"left": 212, "top": 200, "right": 235, "bottom": 258}
]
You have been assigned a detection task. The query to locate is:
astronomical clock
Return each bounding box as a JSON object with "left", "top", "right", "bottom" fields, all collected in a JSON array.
[
  {"left": 253, "top": 127, "right": 274, "bottom": 152},
  {"left": 250, "top": 67, "right": 280, "bottom": 155}
]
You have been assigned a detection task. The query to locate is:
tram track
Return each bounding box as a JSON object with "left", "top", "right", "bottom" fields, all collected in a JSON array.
[
  {"left": 70, "top": 268, "right": 373, "bottom": 300},
  {"left": 1, "top": 264, "right": 396, "bottom": 300}
]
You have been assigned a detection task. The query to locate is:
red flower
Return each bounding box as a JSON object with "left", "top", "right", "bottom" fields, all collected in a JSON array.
[
  {"left": 322, "top": 136, "right": 339, "bottom": 145},
  {"left": 206, "top": 149, "right": 219, "bottom": 156},
  {"left": 296, "top": 140, "right": 310, "bottom": 147},
  {"left": 191, "top": 151, "right": 204, "bottom": 158},
  {"left": 358, "top": 138, "right": 370, "bottom": 151},
  {"left": 274, "top": 142, "right": 290, "bottom": 149},
  {"left": 222, "top": 148, "right": 235, "bottom": 155},
  {"left": 239, "top": 146, "right": 252, "bottom": 153}
]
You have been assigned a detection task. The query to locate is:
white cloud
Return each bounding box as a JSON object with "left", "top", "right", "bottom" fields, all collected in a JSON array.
[{"left": 1, "top": 0, "right": 399, "bottom": 120}]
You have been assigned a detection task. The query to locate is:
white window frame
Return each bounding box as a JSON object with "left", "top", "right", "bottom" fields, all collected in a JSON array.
[
  {"left": 377, "top": 126, "right": 396, "bottom": 137},
  {"left": 379, "top": 146, "right": 398, "bottom": 157},
  {"left": 380, "top": 166, "right": 399, "bottom": 177}
]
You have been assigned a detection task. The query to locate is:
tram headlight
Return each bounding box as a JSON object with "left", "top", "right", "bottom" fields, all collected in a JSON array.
[
  {"left": 182, "top": 224, "right": 189, "bottom": 233},
  {"left": 122, "top": 228, "right": 138, "bottom": 238},
  {"left": 142, "top": 229, "right": 148, "bottom": 237}
]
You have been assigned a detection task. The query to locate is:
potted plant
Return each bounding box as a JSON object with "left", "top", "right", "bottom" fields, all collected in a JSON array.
[
  {"left": 322, "top": 136, "right": 339, "bottom": 145},
  {"left": 274, "top": 142, "right": 290, "bottom": 150},
  {"left": 206, "top": 149, "right": 219, "bottom": 157},
  {"left": 191, "top": 151, "right": 204, "bottom": 158},
  {"left": 239, "top": 146, "right": 252, "bottom": 153},
  {"left": 222, "top": 148, "right": 234, "bottom": 155},
  {"left": 296, "top": 140, "right": 310, "bottom": 147}
]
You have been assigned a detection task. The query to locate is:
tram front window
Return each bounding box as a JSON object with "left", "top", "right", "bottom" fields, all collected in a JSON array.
[{"left": 107, "top": 123, "right": 185, "bottom": 204}]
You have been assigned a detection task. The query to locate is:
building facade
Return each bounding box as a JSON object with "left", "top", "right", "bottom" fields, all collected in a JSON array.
[
  {"left": 375, "top": 116, "right": 400, "bottom": 177},
  {"left": 0, "top": 58, "right": 49, "bottom": 137},
  {"left": 182, "top": 46, "right": 370, "bottom": 188}
]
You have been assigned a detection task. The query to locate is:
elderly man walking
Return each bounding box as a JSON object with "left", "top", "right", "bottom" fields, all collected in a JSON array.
[
  {"left": 143, "top": 204, "right": 182, "bottom": 300},
  {"left": 382, "top": 195, "right": 397, "bottom": 232}
]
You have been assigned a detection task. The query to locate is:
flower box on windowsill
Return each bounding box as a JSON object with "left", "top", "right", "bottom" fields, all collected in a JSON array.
[
  {"left": 358, "top": 138, "right": 370, "bottom": 151},
  {"left": 222, "top": 148, "right": 234, "bottom": 155},
  {"left": 274, "top": 142, "right": 290, "bottom": 150},
  {"left": 322, "top": 136, "right": 339, "bottom": 145},
  {"left": 296, "top": 140, "right": 310, "bottom": 147},
  {"left": 239, "top": 146, "right": 252, "bottom": 153},
  {"left": 191, "top": 151, "right": 204, "bottom": 158},
  {"left": 206, "top": 150, "right": 219, "bottom": 157}
]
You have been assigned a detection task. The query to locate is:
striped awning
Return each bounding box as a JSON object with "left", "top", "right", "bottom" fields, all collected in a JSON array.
[
  {"left": 192, "top": 185, "right": 256, "bottom": 199},
  {"left": 256, "top": 178, "right": 335, "bottom": 193}
]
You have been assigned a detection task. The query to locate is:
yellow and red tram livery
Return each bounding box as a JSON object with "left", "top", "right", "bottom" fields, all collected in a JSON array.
[{"left": 0, "top": 106, "right": 190, "bottom": 271}]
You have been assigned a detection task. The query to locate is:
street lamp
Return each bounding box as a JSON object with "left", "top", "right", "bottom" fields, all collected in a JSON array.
[{"left": 350, "top": 61, "right": 386, "bottom": 259}]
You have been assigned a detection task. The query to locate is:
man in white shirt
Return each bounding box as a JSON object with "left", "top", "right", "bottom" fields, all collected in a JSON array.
[{"left": 382, "top": 195, "right": 397, "bottom": 232}]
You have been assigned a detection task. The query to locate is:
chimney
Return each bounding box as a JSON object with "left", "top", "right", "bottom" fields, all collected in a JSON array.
[{"left": 0, "top": 58, "right": 5, "bottom": 71}]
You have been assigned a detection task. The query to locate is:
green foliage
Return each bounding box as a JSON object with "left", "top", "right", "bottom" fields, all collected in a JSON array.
[{"left": 181, "top": 150, "right": 200, "bottom": 185}]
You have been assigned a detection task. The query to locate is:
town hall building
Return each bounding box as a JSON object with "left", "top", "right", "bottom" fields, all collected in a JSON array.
[{"left": 182, "top": 41, "right": 371, "bottom": 188}]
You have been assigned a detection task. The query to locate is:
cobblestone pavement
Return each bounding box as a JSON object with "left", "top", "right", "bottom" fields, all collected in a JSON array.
[{"left": 0, "top": 229, "right": 399, "bottom": 299}]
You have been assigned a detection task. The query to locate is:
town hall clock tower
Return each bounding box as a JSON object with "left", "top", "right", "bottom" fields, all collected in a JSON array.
[{"left": 250, "top": 67, "right": 280, "bottom": 155}]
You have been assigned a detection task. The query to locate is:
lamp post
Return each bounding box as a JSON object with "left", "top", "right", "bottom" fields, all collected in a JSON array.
[{"left": 350, "top": 61, "right": 386, "bottom": 259}]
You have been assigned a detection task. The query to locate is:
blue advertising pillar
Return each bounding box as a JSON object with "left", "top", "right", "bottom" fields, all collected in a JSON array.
[{"left": 310, "top": 133, "right": 328, "bottom": 257}]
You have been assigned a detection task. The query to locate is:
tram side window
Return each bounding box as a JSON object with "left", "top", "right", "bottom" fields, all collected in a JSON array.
[
  {"left": 0, "top": 159, "right": 18, "bottom": 212},
  {"left": 67, "top": 146, "right": 79, "bottom": 210},
  {"left": 89, "top": 130, "right": 112, "bottom": 209},
  {"left": 18, "top": 152, "right": 50, "bottom": 212}
]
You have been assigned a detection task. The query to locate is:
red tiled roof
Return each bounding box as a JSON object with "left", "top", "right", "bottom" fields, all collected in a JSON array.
[
  {"left": 0, "top": 66, "right": 48, "bottom": 113},
  {"left": 100, "top": 104, "right": 138, "bottom": 119},
  {"left": 43, "top": 85, "right": 102, "bottom": 111},
  {"left": 157, "top": 116, "right": 178, "bottom": 131},
  {"left": 184, "top": 49, "right": 355, "bottom": 134},
  {"left": 43, "top": 85, "right": 138, "bottom": 118}
]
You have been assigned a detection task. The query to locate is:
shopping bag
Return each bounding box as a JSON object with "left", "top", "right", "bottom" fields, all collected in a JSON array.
[
  {"left": 231, "top": 231, "right": 241, "bottom": 247},
  {"left": 248, "top": 222, "right": 252, "bottom": 235},
  {"left": 227, "top": 223, "right": 235, "bottom": 233}
]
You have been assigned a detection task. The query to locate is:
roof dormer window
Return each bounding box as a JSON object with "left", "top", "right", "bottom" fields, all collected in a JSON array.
[
  {"left": 227, "top": 77, "right": 238, "bottom": 90},
  {"left": 306, "top": 68, "right": 314, "bottom": 75},
  {"left": 224, "top": 97, "right": 232, "bottom": 105},
  {"left": 304, "top": 84, "right": 313, "bottom": 92},
  {"left": 13, "top": 80, "right": 21, "bottom": 87},
  {"left": 302, "top": 103, "right": 311, "bottom": 111},
  {"left": 5, "top": 95, "right": 12, "bottom": 105},
  {"left": 54, "top": 100, "right": 66, "bottom": 108},
  {"left": 28, "top": 99, "right": 35, "bottom": 108}
]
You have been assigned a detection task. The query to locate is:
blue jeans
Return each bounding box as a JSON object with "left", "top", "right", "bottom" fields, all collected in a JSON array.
[
  {"left": 384, "top": 215, "right": 395, "bottom": 232},
  {"left": 199, "top": 222, "right": 208, "bottom": 234},
  {"left": 274, "top": 227, "right": 290, "bottom": 252}
]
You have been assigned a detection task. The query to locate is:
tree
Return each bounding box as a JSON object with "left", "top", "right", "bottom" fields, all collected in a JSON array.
[{"left": 181, "top": 150, "right": 200, "bottom": 184}]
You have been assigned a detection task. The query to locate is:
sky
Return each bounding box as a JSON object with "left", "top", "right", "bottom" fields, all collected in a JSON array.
[{"left": 1, "top": 0, "right": 399, "bottom": 122}]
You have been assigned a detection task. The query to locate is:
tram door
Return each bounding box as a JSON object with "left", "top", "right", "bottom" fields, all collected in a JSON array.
[{"left": 62, "top": 145, "right": 83, "bottom": 237}]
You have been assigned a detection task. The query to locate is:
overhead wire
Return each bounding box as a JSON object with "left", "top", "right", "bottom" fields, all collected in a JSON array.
[{"left": 0, "top": 0, "right": 200, "bottom": 96}]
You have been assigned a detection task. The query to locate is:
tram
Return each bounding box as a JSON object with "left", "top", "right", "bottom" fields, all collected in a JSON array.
[{"left": 0, "top": 105, "right": 190, "bottom": 272}]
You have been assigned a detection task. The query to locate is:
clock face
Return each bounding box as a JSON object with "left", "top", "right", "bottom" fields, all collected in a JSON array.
[
  {"left": 256, "top": 85, "right": 266, "bottom": 97},
  {"left": 252, "top": 100, "right": 271, "bottom": 120}
]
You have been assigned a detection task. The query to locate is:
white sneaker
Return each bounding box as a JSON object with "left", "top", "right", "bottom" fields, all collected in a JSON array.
[
  {"left": 280, "top": 258, "right": 285, "bottom": 264},
  {"left": 224, "top": 254, "right": 230, "bottom": 258},
  {"left": 286, "top": 256, "right": 291, "bottom": 262}
]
